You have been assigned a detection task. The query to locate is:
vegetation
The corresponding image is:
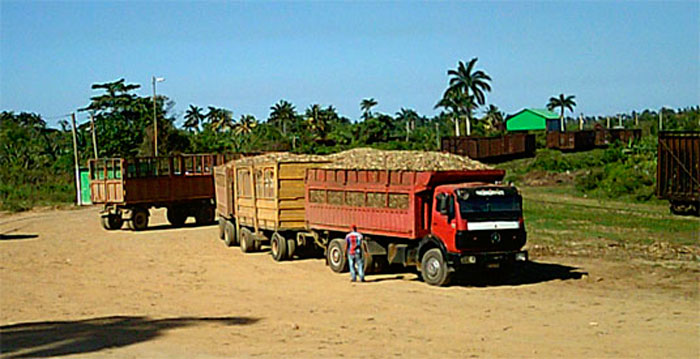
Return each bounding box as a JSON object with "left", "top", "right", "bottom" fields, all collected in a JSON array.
[
  {"left": 547, "top": 93, "right": 576, "bottom": 132},
  {"left": 1, "top": 60, "right": 699, "bottom": 211}
]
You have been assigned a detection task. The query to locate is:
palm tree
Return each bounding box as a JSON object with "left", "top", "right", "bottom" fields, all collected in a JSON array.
[
  {"left": 445, "top": 58, "right": 491, "bottom": 135},
  {"left": 395, "top": 108, "right": 419, "bottom": 141},
  {"left": 184, "top": 105, "right": 204, "bottom": 132},
  {"left": 234, "top": 114, "right": 258, "bottom": 136},
  {"left": 547, "top": 94, "right": 576, "bottom": 132},
  {"left": 482, "top": 104, "right": 505, "bottom": 134},
  {"left": 305, "top": 104, "right": 327, "bottom": 139},
  {"left": 435, "top": 91, "right": 463, "bottom": 136},
  {"left": 360, "top": 98, "right": 378, "bottom": 121},
  {"left": 207, "top": 106, "right": 234, "bottom": 132},
  {"left": 269, "top": 100, "right": 296, "bottom": 134}
]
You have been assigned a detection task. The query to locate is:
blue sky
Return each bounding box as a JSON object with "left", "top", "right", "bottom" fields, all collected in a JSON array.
[{"left": 1, "top": 1, "right": 698, "bottom": 127}]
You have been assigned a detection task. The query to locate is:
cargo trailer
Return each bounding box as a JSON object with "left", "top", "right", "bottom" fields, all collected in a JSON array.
[
  {"left": 440, "top": 134, "right": 535, "bottom": 162},
  {"left": 546, "top": 130, "right": 596, "bottom": 151},
  {"left": 89, "top": 154, "right": 230, "bottom": 230}
]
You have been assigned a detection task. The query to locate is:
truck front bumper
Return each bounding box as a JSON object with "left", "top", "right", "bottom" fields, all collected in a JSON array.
[{"left": 446, "top": 250, "right": 528, "bottom": 269}]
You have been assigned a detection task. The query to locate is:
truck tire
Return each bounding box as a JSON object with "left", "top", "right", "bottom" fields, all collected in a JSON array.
[
  {"left": 223, "top": 221, "right": 237, "bottom": 247},
  {"left": 195, "top": 205, "right": 215, "bottom": 225},
  {"left": 270, "top": 232, "right": 287, "bottom": 261},
  {"left": 421, "top": 248, "right": 452, "bottom": 286},
  {"left": 101, "top": 214, "right": 123, "bottom": 230},
  {"left": 327, "top": 238, "right": 348, "bottom": 273},
  {"left": 218, "top": 218, "right": 226, "bottom": 239},
  {"left": 167, "top": 206, "right": 187, "bottom": 227},
  {"left": 128, "top": 207, "right": 149, "bottom": 231},
  {"left": 239, "top": 227, "right": 255, "bottom": 253}
]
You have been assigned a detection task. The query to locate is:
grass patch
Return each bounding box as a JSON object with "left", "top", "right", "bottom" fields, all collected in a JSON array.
[{"left": 521, "top": 186, "right": 699, "bottom": 250}]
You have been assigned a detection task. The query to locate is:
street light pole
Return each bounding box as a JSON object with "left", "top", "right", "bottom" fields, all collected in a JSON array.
[{"left": 152, "top": 76, "right": 165, "bottom": 156}]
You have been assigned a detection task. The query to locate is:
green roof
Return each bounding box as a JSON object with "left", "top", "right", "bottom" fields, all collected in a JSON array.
[{"left": 527, "top": 108, "right": 559, "bottom": 119}]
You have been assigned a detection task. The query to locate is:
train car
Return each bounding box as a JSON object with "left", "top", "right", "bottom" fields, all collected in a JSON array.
[
  {"left": 656, "top": 132, "right": 700, "bottom": 216},
  {"left": 441, "top": 133, "right": 535, "bottom": 162},
  {"left": 546, "top": 130, "right": 596, "bottom": 151}
]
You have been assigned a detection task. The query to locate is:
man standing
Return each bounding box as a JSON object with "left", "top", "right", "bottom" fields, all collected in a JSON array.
[{"left": 345, "top": 225, "right": 365, "bottom": 282}]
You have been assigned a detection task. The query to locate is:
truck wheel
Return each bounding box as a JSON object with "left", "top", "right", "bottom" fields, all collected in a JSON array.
[
  {"left": 167, "top": 207, "right": 187, "bottom": 227},
  {"left": 223, "top": 221, "right": 237, "bottom": 247},
  {"left": 327, "top": 238, "right": 348, "bottom": 273},
  {"left": 218, "top": 218, "right": 226, "bottom": 239},
  {"left": 239, "top": 227, "right": 255, "bottom": 253},
  {"left": 195, "top": 205, "right": 215, "bottom": 225},
  {"left": 101, "top": 214, "right": 123, "bottom": 230},
  {"left": 270, "top": 232, "right": 287, "bottom": 261},
  {"left": 128, "top": 207, "right": 149, "bottom": 231},
  {"left": 421, "top": 248, "right": 451, "bottom": 286}
]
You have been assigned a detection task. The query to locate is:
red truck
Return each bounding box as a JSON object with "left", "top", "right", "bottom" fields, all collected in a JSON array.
[{"left": 305, "top": 168, "right": 528, "bottom": 286}]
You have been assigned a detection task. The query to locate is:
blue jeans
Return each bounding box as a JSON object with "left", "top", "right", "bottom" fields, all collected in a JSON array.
[{"left": 348, "top": 254, "right": 364, "bottom": 281}]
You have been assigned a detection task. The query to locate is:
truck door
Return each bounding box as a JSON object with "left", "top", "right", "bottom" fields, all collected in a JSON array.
[{"left": 431, "top": 192, "right": 457, "bottom": 252}]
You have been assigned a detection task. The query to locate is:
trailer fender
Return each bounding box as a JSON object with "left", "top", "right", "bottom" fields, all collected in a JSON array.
[{"left": 417, "top": 236, "right": 450, "bottom": 272}]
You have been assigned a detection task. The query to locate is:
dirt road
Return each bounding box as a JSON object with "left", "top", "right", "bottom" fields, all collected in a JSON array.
[{"left": 1, "top": 207, "right": 698, "bottom": 358}]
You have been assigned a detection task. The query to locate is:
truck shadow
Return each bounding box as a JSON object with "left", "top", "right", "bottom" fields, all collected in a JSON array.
[
  {"left": 451, "top": 260, "right": 588, "bottom": 287},
  {"left": 140, "top": 222, "right": 216, "bottom": 231},
  {"left": 0, "top": 315, "right": 260, "bottom": 359}
]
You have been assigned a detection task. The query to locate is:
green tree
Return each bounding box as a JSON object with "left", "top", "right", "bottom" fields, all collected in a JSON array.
[
  {"left": 269, "top": 100, "right": 296, "bottom": 134},
  {"left": 360, "top": 98, "right": 378, "bottom": 121},
  {"left": 547, "top": 94, "right": 577, "bottom": 132},
  {"left": 444, "top": 58, "right": 491, "bottom": 135},
  {"left": 435, "top": 90, "right": 474, "bottom": 136},
  {"left": 184, "top": 105, "right": 204, "bottom": 132},
  {"left": 395, "top": 108, "right": 419, "bottom": 141},
  {"left": 305, "top": 104, "right": 328, "bottom": 139},
  {"left": 482, "top": 104, "right": 505, "bottom": 134},
  {"left": 235, "top": 114, "right": 258, "bottom": 136}
]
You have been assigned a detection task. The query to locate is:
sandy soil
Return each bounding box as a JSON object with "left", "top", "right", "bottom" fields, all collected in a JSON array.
[{"left": 1, "top": 207, "right": 698, "bottom": 358}]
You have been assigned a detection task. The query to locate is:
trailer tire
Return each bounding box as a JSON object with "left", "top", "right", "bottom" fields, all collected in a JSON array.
[
  {"left": 287, "top": 239, "right": 297, "bottom": 258},
  {"left": 218, "top": 218, "right": 226, "bottom": 239},
  {"left": 101, "top": 214, "right": 123, "bottom": 230},
  {"left": 270, "top": 232, "right": 287, "bottom": 261},
  {"left": 223, "top": 221, "right": 236, "bottom": 247},
  {"left": 420, "top": 248, "right": 451, "bottom": 286},
  {"left": 327, "top": 238, "right": 348, "bottom": 273},
  {"left": 167, "top": 207, "right": 187, "bottom": 227},
  {"left": 195, "top": 205, "right": 215, "bottom": 225},
  {"left": 128, "top": 207, "right": 149, "bottom": 231},
  {"left": 239, "top": 227, "right": 255, "bottom": 253}
]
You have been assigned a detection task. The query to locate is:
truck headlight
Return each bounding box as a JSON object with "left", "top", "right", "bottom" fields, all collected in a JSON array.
[
  {"left": 460, "top": 255, "right": 477, "bottom": 264},
  {"left": 515, "top": 252, "right": 528, "bottom": 262}
]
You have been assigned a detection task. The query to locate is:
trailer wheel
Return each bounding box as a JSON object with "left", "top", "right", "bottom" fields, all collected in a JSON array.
[
  {"left": 420, "top": 248, "right": 451, "bottom": 286},
  {"left": 327, "top": 238, "right": 348, "bottom": 273},
  {"left": 270, "top": 232, "right": 287, "bottom": 261},
  {"left": 101, "top": 214, "right": 123, "bottom": 230},
  {"left": 286, "top": 239, "right": 297, "bottom": 259},
  {"left": 218, "top": 218, "right": 226, "bottom": 239},
  {"left": 167, "top": 207, "right": 187, "bottom": 227},
  {"left": 195, "top": 205, "right": 215, "bottom": 225},
  {"left": 128, "top": 207, "right": 149, "bottom": 231},
  {"left": 239, "top": 227, "right": 255, "bottom": 253},
  {"left": 223, "top": 221, "right": 237, "bottom": 247}
]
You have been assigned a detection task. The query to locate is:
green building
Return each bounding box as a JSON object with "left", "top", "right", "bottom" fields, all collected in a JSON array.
[{"left": 506, "top": 108, "right": 560, "bottom": 132}]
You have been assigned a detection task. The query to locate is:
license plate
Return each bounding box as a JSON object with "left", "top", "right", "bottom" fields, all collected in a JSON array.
[{"left": 487, "top": 263, "right": 500, "bottom": 269}]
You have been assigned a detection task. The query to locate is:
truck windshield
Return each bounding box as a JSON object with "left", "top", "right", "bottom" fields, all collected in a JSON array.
[{"left": 455, "top": 187, "right": 522, "bottom": 219}]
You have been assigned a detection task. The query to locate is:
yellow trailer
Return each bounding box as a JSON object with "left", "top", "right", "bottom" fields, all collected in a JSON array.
[{"left": 214, "top": 153, "right": 328, "bottom": 259}]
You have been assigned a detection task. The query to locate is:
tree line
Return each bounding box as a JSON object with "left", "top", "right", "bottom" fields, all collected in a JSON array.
[{"left": 1, "top": 58, "right": 698, "bottom": 210}]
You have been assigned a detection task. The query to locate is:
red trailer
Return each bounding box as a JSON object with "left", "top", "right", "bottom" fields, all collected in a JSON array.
[
  {"left": 656, "top": 132, "right": 700, "bottom": 215},
  {"left": 304, "top": 168, "right": 528, "bottom": 286},
  {"left": 89, "top": 154, "right": 229, "bottom": 231},
  {"left": 441, "top": 134, "right": 536, "bottom": 161}
]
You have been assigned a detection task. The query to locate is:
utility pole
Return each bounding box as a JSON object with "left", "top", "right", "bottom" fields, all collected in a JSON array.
[
  {"left": 70, "top": 113, "right": 82, "bottom": 206},
  {"left": 152, "top": 76, "right": 165, "bottom": 157},
  {"left": 618, "top": 114, "right": 622, "bottom": 128},
  {"left": 606, "top": 116, "right": 610, "bottom": 129},
  {"left": 634, "top": 112, "right": 638, "bottom": 127},
  {"left": 659, "top": 109, "right": 663, "bottom": 131},
  {"left": 90, "top": 113, "right": 98, "bottom": 159},
  {"left": 579, "top": 114, "right": 584, "bottom": 131}
]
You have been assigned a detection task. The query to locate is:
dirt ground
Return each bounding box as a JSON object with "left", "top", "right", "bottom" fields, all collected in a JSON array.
[{"left": 1, "top": 207, "right": 698, "bottom": 358}]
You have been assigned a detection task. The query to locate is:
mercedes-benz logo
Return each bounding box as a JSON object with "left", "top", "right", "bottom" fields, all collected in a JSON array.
[{"left": 490, "top": 232, "right": 501, "bottom": 244}]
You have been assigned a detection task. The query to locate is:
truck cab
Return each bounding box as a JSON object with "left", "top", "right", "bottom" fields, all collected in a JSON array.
[{"left": 420, "top": 182, "right": 528, "bottom": 285}]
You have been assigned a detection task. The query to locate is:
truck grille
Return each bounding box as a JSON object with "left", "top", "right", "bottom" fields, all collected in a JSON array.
[{"left": 455, "top": 229, "right": 526, "bottom": 252}]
